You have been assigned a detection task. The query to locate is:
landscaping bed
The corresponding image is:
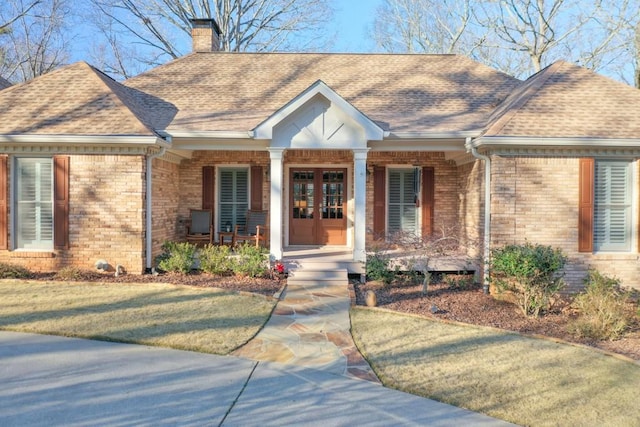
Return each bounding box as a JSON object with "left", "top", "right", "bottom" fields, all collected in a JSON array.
[
  {"left": 30, "top": 270, "right": 284, "bottom": 298},
  {"left": 353, "top": 276, "right": 640, "bottom": 361}
]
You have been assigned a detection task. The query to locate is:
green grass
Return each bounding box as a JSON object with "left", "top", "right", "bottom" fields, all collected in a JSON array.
[
  {"left": 0, "top": 280, "right": 276, "bottom": 354},
  {"left": 351, "top": 307, "right": 640, "bottom": 426}
]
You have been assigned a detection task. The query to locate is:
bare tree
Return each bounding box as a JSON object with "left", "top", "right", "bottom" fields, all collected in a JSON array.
[
  {"left": 475, "top": 0, "right": 638, "bottom": 78},
  {"left": 372, "top": 0, "right": 639, "bottom": 83},
  {"left": 88, "top": 0, "right": 334, "bottom": 78},
  {"left": 0, "top": 0, "right": 71, "bottom": 82},
  {"left": 0, "top": 0, "right": 41, "bottom": 34},
  {"left": 371, "top": 0, "right": 483, "bottom": 55},
  {"left": 636, "top": 22, "right": 640, "bottom": 88}
]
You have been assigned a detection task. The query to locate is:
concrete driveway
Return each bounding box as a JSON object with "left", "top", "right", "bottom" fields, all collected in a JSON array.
[{"left": 0, "top": 331, "right": 513, "bottom": 426}]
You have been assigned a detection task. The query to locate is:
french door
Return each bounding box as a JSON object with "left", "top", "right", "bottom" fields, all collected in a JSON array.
[{"left": 289, "top": 168, "right": 347, "bottom": 245}]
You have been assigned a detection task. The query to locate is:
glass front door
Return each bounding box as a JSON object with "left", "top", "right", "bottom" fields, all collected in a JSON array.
[{"left": 290, "top": 168, "right": 347, "bottom": 245}]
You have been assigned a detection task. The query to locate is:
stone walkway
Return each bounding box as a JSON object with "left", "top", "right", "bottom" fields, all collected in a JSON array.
[{"left": 232, "top": 269, "right": 379, "bottom": 382}]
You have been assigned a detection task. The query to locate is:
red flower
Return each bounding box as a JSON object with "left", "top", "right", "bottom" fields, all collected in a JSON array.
[{"left": 276, "top": 263, "right": 285, "bottom": 273}]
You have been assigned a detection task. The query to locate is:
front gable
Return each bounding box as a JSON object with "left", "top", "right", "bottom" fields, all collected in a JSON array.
[
  {"left": 273, "top": 93, "right": 368, "bottom": 149},
  {"left": 253, "top": 80, "right": 383, "bottom": 149}
]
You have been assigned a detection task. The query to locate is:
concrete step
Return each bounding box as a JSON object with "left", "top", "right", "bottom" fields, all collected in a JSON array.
[
  {"left": 287, "top": 269, "right": 349, "bottom": 286},
  {"left": 283, "top": 260, "right": 364, "bottom": 274},
  {"left": 288, "top": 269, "right": 347, "bottom": 280}
]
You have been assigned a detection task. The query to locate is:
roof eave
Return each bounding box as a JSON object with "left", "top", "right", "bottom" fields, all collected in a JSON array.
[
  {"left": 0, "top": 134, "right": 169, "bottom": 147},
  {"left": 472, "top": 136, "right": 640, "bottom": 150},
  {"left": 163, "top": 130, "right": 253, "bottom": 139},
  {"left": 386, "top": 130, "right": 483, "bottom": 139}
]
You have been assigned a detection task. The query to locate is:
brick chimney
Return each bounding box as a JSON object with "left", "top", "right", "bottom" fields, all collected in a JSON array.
[{"left": 190, "top": 18, "right": 221, "bottom": 52}]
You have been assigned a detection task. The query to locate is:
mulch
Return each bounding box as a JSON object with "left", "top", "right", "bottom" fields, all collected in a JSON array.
[
  {"left": 353, "top": 277, "right": 640, "bottom": 362},
  {"left": 29, "top": 271, "right": 283, "bottom": 298}
]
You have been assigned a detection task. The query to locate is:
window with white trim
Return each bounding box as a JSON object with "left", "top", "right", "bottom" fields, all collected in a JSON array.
[
  {"left": 388, "top": 169, "right": 418, "bottom": 235},
  {"left": 594, "top": 160, "right": 633, "bottom": 251},
  {"left": 219, "top": 168, "right": 248, "bottom": 231},
  {"left": 15, "top": 157, "right": 54, "bottom": 250}
]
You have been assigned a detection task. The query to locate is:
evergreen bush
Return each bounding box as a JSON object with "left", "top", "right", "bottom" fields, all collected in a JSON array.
[{"left": 490, "top": 242, "right": 566, "bottom": 317}]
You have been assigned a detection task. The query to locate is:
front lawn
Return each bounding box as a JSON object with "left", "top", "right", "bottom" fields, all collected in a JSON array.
[
  {"left": 0, "top": 280, "right": 276, "bottom": 354},
  {"left": 351, "top": 307, "right": 640, "bottom": 426}
]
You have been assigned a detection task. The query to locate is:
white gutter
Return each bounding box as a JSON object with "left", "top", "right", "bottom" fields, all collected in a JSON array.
[
  {"left": 161, "top": 130, "right": 253, "bottom": 139},
  {"left": 145, "top": 147, "right": 166, "bottom": 271},
  {"left": 466, "top": 137, "right": 491, "bottom": 294},
  {"left": 0, "top": 134, "right": 168, "bottom": 146},
  {"left": 471, "top": 136, "right": 640, "bottom": 148},
  {"left": 387, "top": 130, "right": 482, "bottom": 139}
]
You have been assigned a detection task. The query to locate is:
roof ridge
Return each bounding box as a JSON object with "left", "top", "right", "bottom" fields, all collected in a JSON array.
[
  {"left": 85, "top": 63, "right": 158, "bottom": 136},
  {"left": 124, "top": 52, "right": 198, "bottom": 85},
  {"left": 484, "top": 61, "right": 564, "bottom": 137},
  {"left": 0, "top": 61, "right": 89, "bottom": 93}
]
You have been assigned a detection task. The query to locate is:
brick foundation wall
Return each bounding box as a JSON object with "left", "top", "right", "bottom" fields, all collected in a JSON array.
[
  {"left": 490, "top": 156, "right": 640, "bottom": 292},
  {"left": 0, "top": 155, "right": 146, "bottom": 273}
]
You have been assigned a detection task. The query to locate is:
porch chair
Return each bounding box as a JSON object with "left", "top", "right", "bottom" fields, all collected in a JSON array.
[
  {"left": 233, "top": 210, "right": 268, "bottom": 248},
  {"left": 186, "top": 209, "right": 213, "bottom": 246}
]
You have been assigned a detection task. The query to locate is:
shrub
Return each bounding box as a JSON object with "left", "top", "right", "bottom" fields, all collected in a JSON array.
[
  {"left": 490, "top": 242, "right": 566, "bottom": 317},
  {"left": 199, "top": 244, "right": 233, "bottom": 275},
  {"left": 0, "top": 262, "right": 32, "bottom": 279},
  {"left": 365, "top": 253, "right": 394, "bottom": 284},
  {"left": 156, "top": 241, "right": 196, "bottom": 274},
  {"left": 53, "top": 267, "right": 99, "bottom": 281},
  {"left": 568, "top": 270, "right": 631, "bottom": 341},
  {"left": 232, "top": 243, "right": 268, "bottom": 278},
  {"left": 444, "top": 273, "right": 475, "bottom": 290}
]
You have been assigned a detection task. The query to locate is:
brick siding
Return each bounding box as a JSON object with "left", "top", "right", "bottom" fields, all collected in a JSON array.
[
  {"left": 457, "top": 160, "right": 484, "bottom": 259},
  {"left": 490, "top": 156, "right": 640, "bottom": 292},
  {"left": 366, "top": 152, "right": 459, "bottom": 243},
  {"left": 178, "top": 151, "right": 270, "bottom": 238},
  {"left": 0, "top": 155, "right": 146, "bottom": 273},
  {"left": 151, "top": 158, "right": 181, "bottom": 263}
]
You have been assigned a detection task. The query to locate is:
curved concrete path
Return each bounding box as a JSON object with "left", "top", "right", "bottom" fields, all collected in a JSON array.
[{"left": 0, "top": 331, "right": 513, "bottom": 426}]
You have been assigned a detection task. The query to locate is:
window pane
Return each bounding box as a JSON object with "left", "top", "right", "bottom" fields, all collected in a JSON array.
[
  {"left": 16, "top": 158, "right": 53, "bottom": 249},
  {"left": 219, "top": 169, "right": 249, "bottom": 230},
  {"left": 594, "top": 160, "right": 632, "bottom": 251},
  {"left": 292, "top": 170, "right": 314, "bottom": 219},
  {"left": 388, "top": 170, "right": 418, "bottom": 235}
]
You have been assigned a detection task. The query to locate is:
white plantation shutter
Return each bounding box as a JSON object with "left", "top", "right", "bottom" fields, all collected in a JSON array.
[
  {"left": 219, "top": 169, "right": 248, "bottom": 230},
  {"left": 594, "top": 161, "right": 632, "bottom": 251},
  {"left": 388, "top": 170, "right": 417, "bottom": 235},
  {"left": 16, "top": 158, "right": 53, "bottom": 249}
]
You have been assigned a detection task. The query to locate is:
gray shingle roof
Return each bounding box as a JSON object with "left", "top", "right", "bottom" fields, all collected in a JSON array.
[
  {"left": 124, "top": 52, "right": 521, "bottom": 133},
  {"left": 1, "top": 54, "right": 638, "bottom": 141},
  {"left": 484, "top": 61, "right": 640, "bottom": 138},
  {"left": 0, "top": 62, "right": 162, "bottom": 136}
]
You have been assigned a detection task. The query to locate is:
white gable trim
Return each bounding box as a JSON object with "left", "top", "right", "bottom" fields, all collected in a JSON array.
[{"left": 253, "top": 80, "right": 384, "bottom": 141}]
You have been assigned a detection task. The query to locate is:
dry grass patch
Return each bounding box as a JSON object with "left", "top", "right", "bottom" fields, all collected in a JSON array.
[
  {"left": 0, "top": 280, "right": 275, "bottom": 354},
  {"left": 351, "top": 307, "right": 640, "bottom": 426}
]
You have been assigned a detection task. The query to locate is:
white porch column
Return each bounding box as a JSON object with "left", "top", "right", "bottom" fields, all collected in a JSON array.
[
  {"left": 269, "top": 148, "right": 285, "bottom": 261},
  {"left": 353, "top": 148, "right": 369, "bottom": 263}
]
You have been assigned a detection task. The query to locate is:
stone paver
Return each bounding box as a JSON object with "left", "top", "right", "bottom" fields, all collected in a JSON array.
[{"left": 232, "top": 269, "right": 380, "bottom": 382}]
